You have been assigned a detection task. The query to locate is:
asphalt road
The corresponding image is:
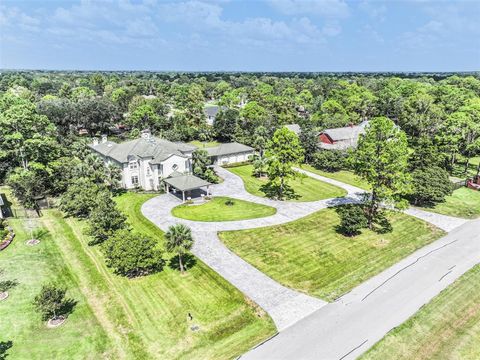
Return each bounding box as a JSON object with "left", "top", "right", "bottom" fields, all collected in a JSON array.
[{"left": 242, "top": 219, "right": 480, "bottom": 360}]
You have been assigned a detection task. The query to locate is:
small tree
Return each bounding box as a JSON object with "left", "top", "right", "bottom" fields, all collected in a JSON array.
[
  {"left": 264, "top": 127, "right": 304, "bottom": 200},
  {"left": 252, "top": 156, "right": 269, "bottom": 178},
  {"left": 60, "top": 178, "right": 102, "bottom": 218},
  {"left": 192, "top": 149, "right": 219, "bottom": 183},
  {"left": 87, "top": 192, "right": 127, "bottom": 245},
  {"left": 103, "top": 229, "right": 163, "bottom": 277},
  {"left": 33, "top": 284, "right": 68, "bottom": 320},
  {"left": 335, "top": 204, "right": 368, "bottom": 236},
  {"left": 165, "top": 224, "right": 194, "bottom": 274},
  {"left": 410, "top": 166, "right": 453, "bottom": 205}
]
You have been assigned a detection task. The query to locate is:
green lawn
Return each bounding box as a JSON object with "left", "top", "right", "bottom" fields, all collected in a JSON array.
[
  {"left": 189, "top": 140, "right": 221, "bottom": 148},
  {"left": 219, "top": 209, "right": 444, "bottom": 301},
  {"left": 418, "top": 187, "right": 480, "bottom": 219},
  {"left": 362, "top": 265, "right": 480, "bottom": 360},
  {"left": 227, "top": 164, "right": 347, "bottom": 202},
  {"left": 172, "top": 196, "right": 276, "bottom": 222},
  {"left": 299, "top": 164, "right": 371, "bottom": 191},
  {"left": 0, "top": 192, "right": 111, "bottom": 359},
  {"left": 2, "top": 191, "right": 275, "bottom": 360}
]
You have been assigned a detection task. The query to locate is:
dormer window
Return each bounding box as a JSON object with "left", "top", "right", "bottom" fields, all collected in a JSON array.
[{"left": 129, "top": 161, "right": 138, "bottom": 170}]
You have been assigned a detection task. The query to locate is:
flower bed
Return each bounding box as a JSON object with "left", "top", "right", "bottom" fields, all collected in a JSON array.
[{"left": 0, "top": 229, "right": 15, "bottom": 251}]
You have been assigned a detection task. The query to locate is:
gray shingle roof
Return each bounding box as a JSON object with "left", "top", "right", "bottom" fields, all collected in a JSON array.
[
  {"left": 164, "top": 174, "right": 211, "bottom": 191},
  {"left": 322, "top": 121, "right": 369, "bottom": 142},
  {"left": 284, "top": 124, "right": 301, "bottom": 135},
  {"left": 89, "top": 137, "right": 196, "bottom": 164},
  {"left": 205, "top": 142, "right": 254, "bottom": 157},
  {"left": 204, "top": 105, "right": 220, "bottom": 117}
]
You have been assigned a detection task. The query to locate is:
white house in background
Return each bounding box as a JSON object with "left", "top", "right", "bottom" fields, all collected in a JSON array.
[
  {"left": 204, "top": 104, "right": 221, "bottom": 125},
  {"left": 89, "top": 130, "right": 256, "bottom": 191}
]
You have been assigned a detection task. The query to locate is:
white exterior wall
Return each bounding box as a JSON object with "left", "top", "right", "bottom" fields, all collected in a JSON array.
[
  {"left": 214, "top": 151, "right": 254, "bottom": 165},
  {"left": 161, "top": 155, "right": 190, "bottom": 177}
]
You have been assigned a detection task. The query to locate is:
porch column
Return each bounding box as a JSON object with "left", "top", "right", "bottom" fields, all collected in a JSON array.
[{"left": 182, "top": 190, "right": 185, "bottom": 203}]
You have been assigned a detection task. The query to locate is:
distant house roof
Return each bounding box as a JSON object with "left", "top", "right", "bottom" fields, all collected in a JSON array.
[
  {"left": 204, "top": 105, "right": 220, "bottom": 118},
  {"left": 89, "top": 136, "right": 196, "bottom": 164},
  {"left": 319, "top": 121, "right": 369, "bottom": 150},
  {"left": 284, "top": 124, "right": 301, "bottom": 135},
  {"left": 164, "top": 174, "right": 211, "bottom": 192},
  {"left": 205, "top": 142, "right": 254, "bottom": 157},
  {"left": 0, "top": 194, "right": 4, "bottom": 206}
]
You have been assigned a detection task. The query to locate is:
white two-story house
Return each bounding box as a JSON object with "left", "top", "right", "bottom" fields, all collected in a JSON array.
[{"left": 89, "top": 130, "right": 196, "bottom": 191}]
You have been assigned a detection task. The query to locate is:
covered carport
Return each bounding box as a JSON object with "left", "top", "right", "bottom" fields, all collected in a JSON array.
[{"left": 163, "top": 174, "right": 212, "bottom": 202}]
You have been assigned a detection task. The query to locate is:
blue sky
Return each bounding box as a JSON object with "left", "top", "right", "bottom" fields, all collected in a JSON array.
[{"left": 1, "top": 0, "right": 479, "bottom": 71}]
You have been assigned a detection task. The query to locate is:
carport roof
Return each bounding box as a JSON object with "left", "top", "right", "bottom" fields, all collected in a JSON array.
[{"left": 164, "top": 174, "right": 211, "bottom": 192}]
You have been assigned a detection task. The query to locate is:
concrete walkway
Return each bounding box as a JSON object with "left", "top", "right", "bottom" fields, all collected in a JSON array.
[{"left": 142, "top": 166, "right": 469, "bottom": 331}]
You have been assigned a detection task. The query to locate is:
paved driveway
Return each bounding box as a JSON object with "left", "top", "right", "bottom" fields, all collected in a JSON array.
[{"left": 142, "top": 166, "right": 469, "bottom": 332}]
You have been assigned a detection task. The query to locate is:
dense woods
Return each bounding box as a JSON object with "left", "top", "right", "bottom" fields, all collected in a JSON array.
[{"left": 1, "top": 70, "right": 479, "bottom": 213}]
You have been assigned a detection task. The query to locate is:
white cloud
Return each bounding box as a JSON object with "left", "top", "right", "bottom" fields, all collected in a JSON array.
[{"left": 268, "top": 0, "right": 349, "bottom": 18}]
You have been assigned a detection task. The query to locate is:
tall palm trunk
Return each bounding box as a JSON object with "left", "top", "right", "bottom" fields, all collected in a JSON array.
[{"left": 179, "top": 254, "right": 185, "bottom": 274}]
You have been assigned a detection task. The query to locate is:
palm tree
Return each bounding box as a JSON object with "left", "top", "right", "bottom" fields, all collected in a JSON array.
[{"left": 165, "top": 224, "right": 193, "bottom": 274}]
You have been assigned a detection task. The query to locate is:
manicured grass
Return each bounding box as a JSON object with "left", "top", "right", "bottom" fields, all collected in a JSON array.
[
  {"left": 39, "top": 192, "right": 275, "bottom": 360},
  {"left": 172, "top": 196, "right": 277, "bottom": 222},
  {"left": 0, "top": 191, "right": 111, "bottom": 359},
  {"left": 219, "top": 208, "right": 444, "bottom": 301},
  {"left": 227, "top": 164, "right": 347, "bottom": 202},
  {"left": 189, "top": 140, "right": 221, "bottom": 148},
  {"left": 299, "top": 164, "right": 371, "bottom": 190},
  {"left": 418, "top": 187, "right": 480, "bottom": 219},
  {"left": 362, "top": 265, "right": 480, "bottom": 360}
]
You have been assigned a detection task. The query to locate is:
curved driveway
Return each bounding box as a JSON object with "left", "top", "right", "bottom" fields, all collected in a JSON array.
[{"left": 142, "top": 166, "right": 468, "bottom": 332}]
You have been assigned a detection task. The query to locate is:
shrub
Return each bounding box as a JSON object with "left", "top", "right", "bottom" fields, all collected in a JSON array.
[
  {"left": 410, "top": 166, "right": 453, "bottom": 205},
  {"left": 225, "top": 199, "right": 235, "bottom": 206},
  {"left": 311, "top": 150, "right": 347, "bottom": 172},
  {"left": 103, "top": 229, "right": 164, "bottom": 277},
  {"left": 335, "top": 204, "right": 368, "bottom": 236}
]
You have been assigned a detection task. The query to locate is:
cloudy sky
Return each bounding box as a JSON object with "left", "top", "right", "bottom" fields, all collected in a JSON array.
[{"left": 0, "top": 0, "right": 479, "bottom": 71}]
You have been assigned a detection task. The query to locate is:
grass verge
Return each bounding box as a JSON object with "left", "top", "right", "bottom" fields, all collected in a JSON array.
[
  {"left": 171, "top": 196, "right": 277, "bottom": 222},
  {"left": 0, "top": 192, "right": 111, "bottom": 359},
  {"left": 227, "top": 164, "right": 347, "bottom": 202},
  {"left": 362, "top": 265, "right": 480, "bottom": 360},
  {"left": 417, "top": 187, "right": 480, "bottom": 219},
  {"left": 299, "top": 164, "right": 371, "bottom": 190},
  {"left": 219, "top": 208, "right": 444, "bottom": 301}
]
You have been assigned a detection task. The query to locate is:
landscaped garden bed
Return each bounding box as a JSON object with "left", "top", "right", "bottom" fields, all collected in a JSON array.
[
  {"left": 227, "top": 164, "right": 347, "bottom": 202},
  {"left": 219, "top": 208, "right": 445, "bottom": 301},
  {"left": 171, "top": 196, "right": 277, "bottom": 222}
]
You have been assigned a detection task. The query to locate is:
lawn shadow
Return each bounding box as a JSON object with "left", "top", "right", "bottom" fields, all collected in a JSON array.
[
  {"left": 0, "top": 279, "right": 19, "bottom": 292},
  {"left": 168, "top": 254, "right": 197, "bottom": 272},
  {"left": 59, "top": 298, "right": 78, "bottom": 319},
  {"left": 0, "top": 340, "right": 13, "bottom": 360}
]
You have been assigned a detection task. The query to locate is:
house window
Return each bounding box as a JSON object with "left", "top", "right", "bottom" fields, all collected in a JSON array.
[
  {"left": 129, "top": 161, "right": 138, "bottom": 170},
  {"left": 146, "top": 167, "right": 151, "bottom": 176},
  {"left": 159, "top": 164, "right": 163, "bottom": 175},
  {"left": 172, "top": 164, "right": 179, "bottom": 171},
  {"left": 131, "top": 176, "right": 139, "bottom": 186}
]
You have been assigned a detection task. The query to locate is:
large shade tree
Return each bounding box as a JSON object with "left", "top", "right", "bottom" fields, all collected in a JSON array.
[{"left": 352, "top": 117, "right": 411, "bottom": 228}]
